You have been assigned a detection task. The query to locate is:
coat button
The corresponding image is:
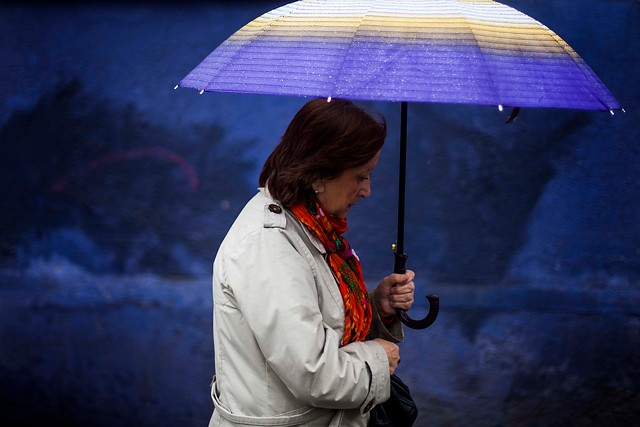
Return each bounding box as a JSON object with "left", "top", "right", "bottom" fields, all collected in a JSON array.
[{"left": 268, "top": 204, "right": 282, "bottom": 214}]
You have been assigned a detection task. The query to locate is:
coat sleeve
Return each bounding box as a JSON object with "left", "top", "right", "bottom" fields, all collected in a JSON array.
[
  {"left": 220, "top": 226, "right": 390, "bottom": 413},
  {"left": 367, "top": 291, "right": 404, "bottom": 343}
]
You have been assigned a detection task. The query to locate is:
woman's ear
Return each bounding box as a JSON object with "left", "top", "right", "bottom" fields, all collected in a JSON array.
[{"left": 312, "top": 179, "right": 325, "bottom": 194}]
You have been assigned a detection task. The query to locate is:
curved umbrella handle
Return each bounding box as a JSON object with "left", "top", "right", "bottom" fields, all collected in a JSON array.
[
  {"left": 393, "top": 251, "right": 440, "bottom": 330},
  {"left": 396, "top": 295, "right": 440, "bottom": 329}
]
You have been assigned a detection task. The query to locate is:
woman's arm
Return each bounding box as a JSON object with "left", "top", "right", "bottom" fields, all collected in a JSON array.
[{"left": 368, "top": 271, "right": 416, "bottom": 343}]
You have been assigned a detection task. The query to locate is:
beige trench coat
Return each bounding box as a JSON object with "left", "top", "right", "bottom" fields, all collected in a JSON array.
[{"left": 208, "top": 188, "right": 404, "bottom": 426}]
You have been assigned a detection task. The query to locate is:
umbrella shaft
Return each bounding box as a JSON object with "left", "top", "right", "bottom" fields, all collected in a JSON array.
[{"left": 397, "top": 101, "right": 408, "bottom": 256}]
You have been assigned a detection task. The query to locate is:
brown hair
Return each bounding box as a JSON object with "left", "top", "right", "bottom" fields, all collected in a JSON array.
[{"left": 259, "top": 98, "right": 386, "bottom": 207}]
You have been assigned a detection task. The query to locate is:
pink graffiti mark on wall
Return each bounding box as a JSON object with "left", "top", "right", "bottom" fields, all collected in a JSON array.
[{"left": 51, "top": 147, "right": 199, "bottom": 193}]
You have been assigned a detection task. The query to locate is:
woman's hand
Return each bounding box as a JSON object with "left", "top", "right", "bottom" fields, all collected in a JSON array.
[
  {"left": 373, "top": 338, "right": 400, "bottom": 375},
  {"left": 373, "top": 270, "right": 415, "bottom": 320}
]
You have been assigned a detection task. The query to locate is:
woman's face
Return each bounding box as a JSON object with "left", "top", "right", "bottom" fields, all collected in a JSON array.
[{"left": 314, "top": 150, "right": 381, "bottom": 219}]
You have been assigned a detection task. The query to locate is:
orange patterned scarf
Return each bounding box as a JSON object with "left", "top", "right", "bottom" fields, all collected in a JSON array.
[{"left": 290, "top": 198, "right": 372, "bottom": 346}]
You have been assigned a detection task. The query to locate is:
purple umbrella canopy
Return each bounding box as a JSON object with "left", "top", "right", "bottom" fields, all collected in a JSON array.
[
  {"left": 179, "top": 0, "right": 620, "bottom": 111},
  {"left": 178, "top": 0, "right": 621, "bottom": 329}
]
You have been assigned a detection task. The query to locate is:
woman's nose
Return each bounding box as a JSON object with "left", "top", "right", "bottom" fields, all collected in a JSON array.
[{"left": 359, "top": 181, "right": 371, "bottom": 198}]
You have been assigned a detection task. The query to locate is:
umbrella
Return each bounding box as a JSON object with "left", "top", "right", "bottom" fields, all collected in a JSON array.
[{"left": 177, "top": 0, "right": 620, "bottom": 329}]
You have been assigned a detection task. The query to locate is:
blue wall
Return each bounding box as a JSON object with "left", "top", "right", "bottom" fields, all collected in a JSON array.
[{"left": 1, "top": 1, "right": 639, "bottom": 426}]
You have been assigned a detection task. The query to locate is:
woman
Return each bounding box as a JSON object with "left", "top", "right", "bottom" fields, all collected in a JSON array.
[{"left": 209, "top": 98, "right": 415, "bottom": 426}]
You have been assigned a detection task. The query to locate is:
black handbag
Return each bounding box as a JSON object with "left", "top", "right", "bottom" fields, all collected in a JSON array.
[{"left": 368, "top": 374, "right": 418, "bottom": 427}]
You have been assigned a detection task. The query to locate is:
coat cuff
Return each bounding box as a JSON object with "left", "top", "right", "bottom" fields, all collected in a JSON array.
[{"left": 358, "top": 340, "right": 391, "bottom": 415}]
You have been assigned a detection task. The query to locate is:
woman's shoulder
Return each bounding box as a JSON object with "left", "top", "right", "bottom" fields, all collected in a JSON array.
[
  {"left": 238, "top": 189, "right": 287, "bottom": 230},
  {"left": 221, "top": 190, "right": 293, "bottom": 249}
]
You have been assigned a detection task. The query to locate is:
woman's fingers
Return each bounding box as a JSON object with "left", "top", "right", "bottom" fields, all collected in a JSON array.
[
  {"left": 373, "top": 338, "right": 400, "bottom": 375},
  {"left": 389, "top": 280, "right": 415, "bottom": 310}
]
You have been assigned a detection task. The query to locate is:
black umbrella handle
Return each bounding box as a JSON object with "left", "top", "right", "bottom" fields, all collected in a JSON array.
[
  {"left": 393, "top": 251, "right": 440, "bottom": 329},
  {"left": 392, "top": 101, "right": 439, "bottom": 330}
]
